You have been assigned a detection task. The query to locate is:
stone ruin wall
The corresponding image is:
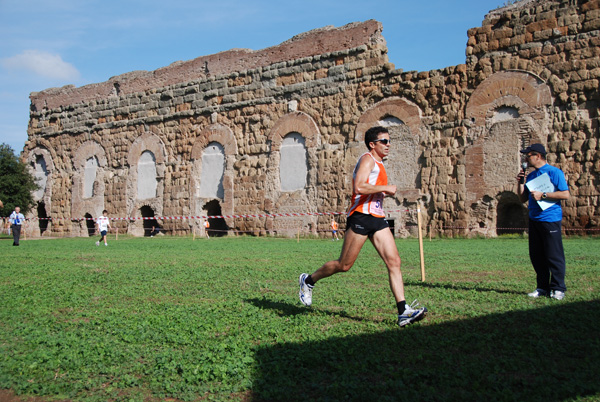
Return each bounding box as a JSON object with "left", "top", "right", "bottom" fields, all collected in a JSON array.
[{"left": 23, "top": 0, "right": 600, "bottom": 237}]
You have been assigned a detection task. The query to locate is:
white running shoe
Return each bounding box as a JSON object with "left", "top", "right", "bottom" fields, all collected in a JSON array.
[
  {"left": 527, "top": 289, "right": 548, "bottom": 298},
  {"left": 398, "top": 300, "right": 427, "bottom": 327},
  {"left": 96, "top": 241, "right": 100, "bottom": 246},
  {"left": 298, "top": 273, "right": 313, "bottom": 306},
  {"left": 550, "top": 290, "right": 565, "bottom": 300}
]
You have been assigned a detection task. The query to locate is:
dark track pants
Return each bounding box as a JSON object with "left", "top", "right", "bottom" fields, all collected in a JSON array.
[
  {"left": 528, "top": 220, "right": 566, "bottom": 292},
  {"left": 11, "top": 224, "right": 21, "bottom": 246}
]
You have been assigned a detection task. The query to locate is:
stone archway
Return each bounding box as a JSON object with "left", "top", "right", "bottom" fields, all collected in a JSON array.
[
  {"left": 84, "top": 213, "right": 95, "bottom": 237},
  {"left": 496, "top": 191, "right": 528, "bottom": 235},
  {"left": 204, "top": 199, "right": 228, "bottom": 237},
  {"left": 71, "top": 141, "right": 108, "bottom": 236},
  {"left": 24, "top": 140, "right": 56, "bottom": 236},
  {"left": 190, "top": 123, "right": 237, "bottom": 232},
  {"left": 266, "top": 112, "right": 320, "bottom": 236},
  {"left": 126, "top": 131, "right": 167, "bottom": 236},
  {"left": 140, "top": 205, "right": 159, "bottom": 237},
  {"left": 465, "top": 71, "right": 553, "bottom": 233}
]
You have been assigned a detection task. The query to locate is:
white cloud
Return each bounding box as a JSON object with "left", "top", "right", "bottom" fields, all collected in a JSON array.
[{"left": 1, "top": 50, "right": 80, "bottom": 81}]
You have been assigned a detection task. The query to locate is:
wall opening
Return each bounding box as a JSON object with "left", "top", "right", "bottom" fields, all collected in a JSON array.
[
  {"left": 140, "top": 205, "right": 158, "bottom": 237},
  {"left": 204, "top": 200, "right": 228, "bottom": 237},
  {"left": 84, "top": 213, "right": 95, "bottom": 237},
  {"left": 37, "top": 202, "right": 49, "bottom": 235},
  {"left": 496, "top": 192, "right": 528, "bottom": 235},
  {"left": 387, "top": 218, "right": 395, "bottom": 237}
]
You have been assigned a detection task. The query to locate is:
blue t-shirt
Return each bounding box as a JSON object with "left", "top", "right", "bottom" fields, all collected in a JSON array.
[{"left": 523, "top": 163, "right": 568, "bottom": 222}]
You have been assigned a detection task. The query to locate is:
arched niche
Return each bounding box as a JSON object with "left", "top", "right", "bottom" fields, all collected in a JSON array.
[
  {"left": 24, "top": 141, "right": 56, "bottom": 237},
  {"left": 265, "top": 112, "right": 320, "bottom": 236},
  {"left": 464, "top": 71, "right": 553, "bottom": 233},
  {"left": 71, "top": 141, "right": 108, "bottom": 236},
  {"left": 190, "top": 123, "right": 237, "bottom": 232},
  {"left": 126, "top": 132, "right": 167, "bottom": 236}
]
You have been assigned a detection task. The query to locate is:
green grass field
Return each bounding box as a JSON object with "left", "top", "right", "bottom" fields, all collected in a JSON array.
[{"left": 1, "top": 235, "right": 599, "bottom": 401}]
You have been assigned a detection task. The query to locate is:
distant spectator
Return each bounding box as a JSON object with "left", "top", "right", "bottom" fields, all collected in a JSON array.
[
  {"left": 203, "top": 219, "right": 210, "bottom": 239},
  {"left": 95, "top": 210, "right": 111, "bottom": 247},
  {"left": 9, "top": 206, "right": 25, "bottom": 246}
]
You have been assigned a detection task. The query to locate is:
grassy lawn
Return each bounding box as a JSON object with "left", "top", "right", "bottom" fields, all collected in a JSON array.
[{"left": 0, "top": 235, "right": 598, "bottom": 401}]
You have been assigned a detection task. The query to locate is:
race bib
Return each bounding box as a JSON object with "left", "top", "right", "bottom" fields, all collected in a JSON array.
[{"left": 369, "top": 194, "right": 384, "bottom": 217}]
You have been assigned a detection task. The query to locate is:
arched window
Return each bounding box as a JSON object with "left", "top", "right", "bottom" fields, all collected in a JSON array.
[
  {"left": 280, "top": 133, "right": 307, "bottom": 191},
  {"left": 83, "top": 156, "right": 99, "bottom": 198},
  {"left": 199, "top": 142, "right": 225, "bottom": 199},
  {"left": 137, "top": 151, "right": 157, "bottom": 200}
]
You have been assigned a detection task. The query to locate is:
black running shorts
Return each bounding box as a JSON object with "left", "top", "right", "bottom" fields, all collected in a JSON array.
[{"left": 346, "top": 212, "right": 389, "bottom": 236}]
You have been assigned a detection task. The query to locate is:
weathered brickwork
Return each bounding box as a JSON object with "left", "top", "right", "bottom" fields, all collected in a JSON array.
[{"left": 23, "top": 1, "right": 600, "bottom": 237}]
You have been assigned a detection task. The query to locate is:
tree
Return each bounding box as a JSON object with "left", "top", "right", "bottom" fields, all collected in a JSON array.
[{"left": 0, "top": 143, "right": 39, "bottom": 217}]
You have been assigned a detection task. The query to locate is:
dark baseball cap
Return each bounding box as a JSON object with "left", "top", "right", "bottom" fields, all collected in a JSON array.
[{"left": 520, "top": 143, "right": 546, "bottom": 155}]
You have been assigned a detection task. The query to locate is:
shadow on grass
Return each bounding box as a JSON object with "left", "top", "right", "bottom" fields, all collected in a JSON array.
[
  {"left": 408, "top": 280, "right": 525, "bottom": 295},
  {"left": 250, "top": 300, "right": 600, "bottom": 402},
  {"left": 246, "top": 297, "right": 376, "bottom": 323}
]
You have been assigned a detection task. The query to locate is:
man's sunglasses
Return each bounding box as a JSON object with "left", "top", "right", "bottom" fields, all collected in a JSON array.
[{"left": 372, "top": 139, "right": 390, "bottom": 145}]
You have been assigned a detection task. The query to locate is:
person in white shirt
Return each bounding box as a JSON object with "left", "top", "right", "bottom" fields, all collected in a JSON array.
[
  {"left": 95, "top": 210, "right": 111, "bottom": 246},
  {"left": 9, "top": 206, "right": 26, "bottom": 246}
]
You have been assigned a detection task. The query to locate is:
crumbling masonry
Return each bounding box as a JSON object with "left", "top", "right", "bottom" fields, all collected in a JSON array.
[{"left": 23, "top": 0, "right": 600, "bottom": 237}]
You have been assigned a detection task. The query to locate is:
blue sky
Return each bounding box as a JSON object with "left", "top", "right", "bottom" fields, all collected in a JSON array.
[{"left": 0, "top": 0, "right": 506, "bottom": 154}]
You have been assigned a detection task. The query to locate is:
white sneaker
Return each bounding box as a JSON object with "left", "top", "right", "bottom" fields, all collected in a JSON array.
[
  {"left": 298, "top": 273, "right": 313, "bottom": 306},
  {"left": 527, "top": 289, "right": 548, "bottom": 298},
  {"left": 96, "top": 241, "right": 100, "bottom": 246},
  {"left": 398, "top": 300, "right": 427, "bottom": 327},
  {"left": 104, "top": 243, "right": 108, "bottom": 246},
  {"left": 550, "top": 290, "right": 565, "bottom": 300}
]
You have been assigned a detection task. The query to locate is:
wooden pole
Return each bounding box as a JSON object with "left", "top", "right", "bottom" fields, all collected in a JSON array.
[
  {"left": 297, "top": 227, "right": 300, "bottom": 243},
  {"left": 193, "top": 227, "right": 196, "bottom": 241},
  {"left": 115, "top": 227, "right": 118, "bottom": 241},
  {"left": 417, "top": 205, "right": 426, "bottom": 282}
]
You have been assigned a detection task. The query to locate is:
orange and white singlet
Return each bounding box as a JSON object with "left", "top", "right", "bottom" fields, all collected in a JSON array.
[{"left": 347, "top": 152, "right": 388, "bottom": 218}]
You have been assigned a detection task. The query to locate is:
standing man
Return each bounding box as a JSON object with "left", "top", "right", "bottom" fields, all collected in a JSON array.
[
  {"left": 95, "top": 210, "right": 111, "bottom": 246},
  {"left": 299, "top": 126, "right": 427, "bottom": 327},
  {"left": 330, "top": 217, "right": 339, "bottom": 241},
  {"left": 9, "top": 206, "right": 25, "bottom": 246},
  {"left": 517, "top": 143, "right": 570, "bottom": 300}
]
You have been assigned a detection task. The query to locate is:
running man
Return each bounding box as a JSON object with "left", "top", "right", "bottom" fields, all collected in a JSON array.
[
  {"left": 330, "top": 217, "right": 340, "bottom": 241},
  {"left": 299, "top": 126, "right": 427, "bottom": 327}
]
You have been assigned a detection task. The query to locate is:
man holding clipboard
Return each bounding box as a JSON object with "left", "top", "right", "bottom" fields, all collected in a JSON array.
[{"left": 517, "top": 144, "right": 570, "bottom": 300}]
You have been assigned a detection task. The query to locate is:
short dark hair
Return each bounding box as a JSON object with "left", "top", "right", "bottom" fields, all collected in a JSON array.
[
  {"left": 364, "top": 126, "right": 388, "bottom": 150},
  {"left": 102, "top": 210, "right": 108, "bottom": 214}
]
